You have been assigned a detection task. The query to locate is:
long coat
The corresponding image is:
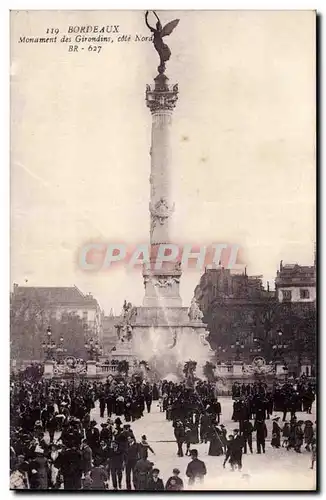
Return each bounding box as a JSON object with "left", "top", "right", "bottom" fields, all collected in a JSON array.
[
  {"left": 81, "top": 445, "right": 93, "bottom": 474},
  {"left": 147, "top": 477, "right": 164, "bottom": 491},
  {"left": 29, "top": 456, "right": 49, "bottom": 490},
  {"left": 271, "top": 423, "right": 281, "bottom": 447},
  {"left": 134, "top": 458, "right": 153, "bottom": 490},
  {"left": 208, "top": 426, "right": 224, "bottom": 456}
]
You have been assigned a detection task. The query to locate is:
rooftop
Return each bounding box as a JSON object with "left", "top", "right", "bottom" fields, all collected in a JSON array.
[
  {"left": 12, "top": 285, "right": 100, "bottom": 308},
  {"left": 275, "top": 263, "right": 316, "bottom": 287}
]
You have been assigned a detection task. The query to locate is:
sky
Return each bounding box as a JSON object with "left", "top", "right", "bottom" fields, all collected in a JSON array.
[{"left": 10, "top": 10, "right": 316, "bottom": 315}]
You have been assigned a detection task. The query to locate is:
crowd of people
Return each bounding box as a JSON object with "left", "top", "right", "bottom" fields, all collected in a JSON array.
[
  {"left": 10, "top": 374, "right": 316, "bottom": 490},
  {"left": 162, "top": 379, "right": 317, "bottom": 473}
]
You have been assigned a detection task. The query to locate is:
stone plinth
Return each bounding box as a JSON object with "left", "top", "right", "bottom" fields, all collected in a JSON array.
[
  {"left": 233, "top": 361, "right": 244, "bottom": 376},
  {"left": 300, "top": 363, "right": 311, "bottom": 377},
  {"left": 87, "top": 360, "right": 97, "bottom": 376},
  {"left": 216, "top": 364, "right": 231, "bottom": 376},
  {"left": 276, "top": 363, "right": 286, "bottom": 376},
  {"left": 128, "top": 304, "right": 214, "bottom": 376},
  {"left": 43, "top": 360, "right": 54, "bottom": 378}
]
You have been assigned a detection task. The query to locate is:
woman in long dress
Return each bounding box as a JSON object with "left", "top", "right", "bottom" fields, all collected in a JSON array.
[
  {"left": 271, "top": 419, "right": 281, "bottom": 448},
  {"left": 208, "top": 424, "right": 224, "bottom": 456}
]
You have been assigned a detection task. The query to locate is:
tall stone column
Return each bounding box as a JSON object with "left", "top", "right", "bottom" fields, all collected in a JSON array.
[{"left": 143, "top": 73, "right": 182, "bottom": 308}]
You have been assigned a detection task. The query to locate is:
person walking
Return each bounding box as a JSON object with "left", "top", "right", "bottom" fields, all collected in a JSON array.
[
  {"left": 134, "top": 456, "right": 153, "bottom": 491},
  {"left": 173, "top": 420, "right": 186, "bottom": 457},
  {"left": 185, "top": 449, "right": 207, "bottom": 487},
  {"left": 80, "top": 439, "right": 93, "bottom": 476},
  {"left": 89, "top": 458, "right": 109, "bottom": 490},
  {"left": 242, "top": 419, "right": 253, "bottom": 454},
  {"left": 125, "top": 436, "right": 140, "bottom": 491},
  {"left": 109, "top": 439, "right": 123, "bottom": 490},
  {"left": 208, "top": 424, "right": 224, "bottom": 456},
  {"left": 139, "top": 435, "right": 155, "bottom": 459},
  {"left": 254, "top": 419, "right": 267, "bottom": 454}
]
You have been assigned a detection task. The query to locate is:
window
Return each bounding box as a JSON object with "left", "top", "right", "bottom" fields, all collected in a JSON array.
[
  {"left": 83, "top": 311, "right": 88, "bottom": 322},
  {"left": 300, "top": 289, "right": 310, "bottom": 300},
  {"left": 281, "top": 289, "right": 292, "bottom": 302}
]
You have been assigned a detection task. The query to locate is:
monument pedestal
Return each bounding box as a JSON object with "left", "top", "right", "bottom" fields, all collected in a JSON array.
[
  {"left": 87, "top": 360, "right": 97, "bottom": 376},
  {"left": 233, "top": 361, "right": 244, "bottom": 377},
  {"left": 43, "top": 360, "right": 54, "bottom": 378},
  {"left": 129, "top": 305, "right": 214, "bottom": 378}
]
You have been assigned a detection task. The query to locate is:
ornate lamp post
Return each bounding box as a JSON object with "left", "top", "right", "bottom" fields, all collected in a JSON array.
[
  {"left": 230, "top": 339, "right": 245, "bottom": 361},
  {"left": 55, "top": 336, "right": 66, "bottom": 363},
  {"left": 84, "top": 338, "right": 102, "bottom": 361},
  {"left": 41, "top": 327, "right": 57, "bottom": 360},
  {"left": 272, "top": 330, "right": 288, "bottom": 356},
  {"left": 250, "top": 337, "right": 263, "bottom": 356},
  {"left": 216, "top": 345, "right": 227, "bottom": 363}
]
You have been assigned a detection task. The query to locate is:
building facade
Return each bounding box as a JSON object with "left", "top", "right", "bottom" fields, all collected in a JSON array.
[
  {"left": 101, "top": 310, "right": 120, "bottom": 356},
  {"left": 275, "top": 261, "right": 316, "bottom": 303},
  {"left": 12, "top": 284, "right": 103, "bottom": 338},
  {"left": 194, "top": 268, "right": 276, "bottom": 361}
]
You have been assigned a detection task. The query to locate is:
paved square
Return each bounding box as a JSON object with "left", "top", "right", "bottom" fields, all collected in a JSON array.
[{"left": 90, "top": 396, "right": 316, "bottom": 491}]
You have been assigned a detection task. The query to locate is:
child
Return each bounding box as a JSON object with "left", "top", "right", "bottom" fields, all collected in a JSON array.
[
  {"left": 282, "top": 422, "right": 290, "bottom": 447},
  {"left": 158, "top": 396, "right": 164, "bottom": 412},
  {"left": 165, "top": 468, "right": 184, "bottom": 491},
  {"left": 139, "top": 435, "right": 155, "bottom": 459}
]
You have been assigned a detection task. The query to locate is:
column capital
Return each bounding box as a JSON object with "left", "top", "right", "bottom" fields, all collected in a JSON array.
[{"left": 146, "top": 75, "right": 178, "bottom": 113}]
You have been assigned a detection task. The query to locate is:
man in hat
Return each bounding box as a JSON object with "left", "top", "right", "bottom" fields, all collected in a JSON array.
[
  {"left": 100, "top": 422, "right": 112, "bottom": 445},
  {"left": 86, "top": 420, "right": 100, "bottom": 454},
  {"left": 105, "top": 391, "right": 114, "bottom": 418},
  {"left": 81, "top": 439, "right": 93, "bottom": 475},
  {"left": 165, "top": 468, "right": 184, "bottom": 491},
  {"left": 109, "top": 439, "right": 124, "bottom": 490},
  {"left": 253, "top": 419, "right": 267, "bottom": 454},
  {"left": 28, "top": 445, "right": 49, "bottom": 490},
  {"left": 125, "top": 436, "right": 141, "bottom": 490},
  {"left": 242, "top": 419, "right": 254, "bottom": 454},
  {"left": 99, "top": 391, "right": 106, "bottom": 419},
  {"left": 143, "top": 383, "right": 153, "bottom": 414},
  {"left": 185, "top": 449, "right": 207, "bottom": 486},
  {"left": 232, "top": 429, "right": 244, "bottom": 470},
  {"left": 54, "top": 444, "right": 84, "bottom": 490},
  {"left": 174, "top": 419, "right": 186, "bottom": 457}
]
